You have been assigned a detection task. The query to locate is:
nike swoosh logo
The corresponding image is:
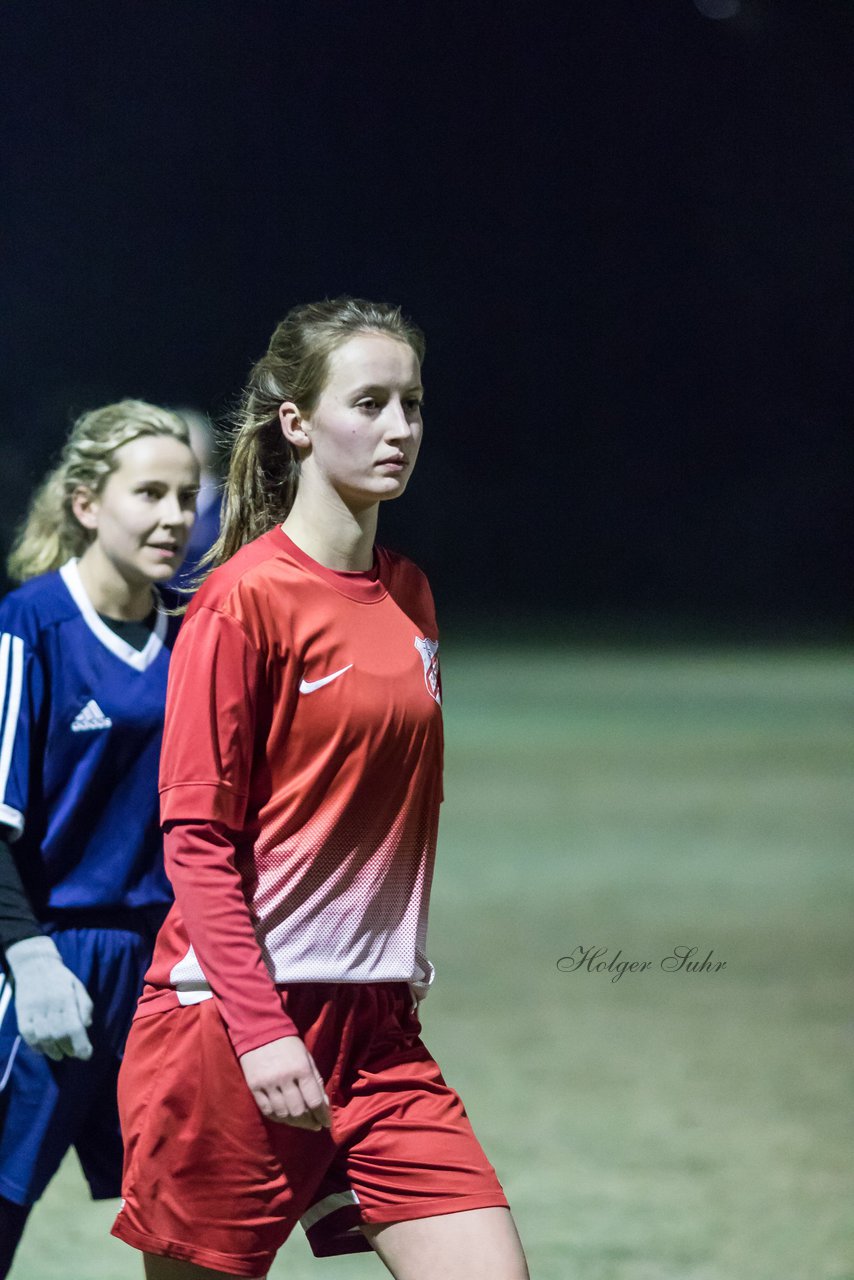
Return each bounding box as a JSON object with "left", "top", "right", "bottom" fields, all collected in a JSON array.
[{"left": 299, "top": 664, "right": 353, "bottom": 695}]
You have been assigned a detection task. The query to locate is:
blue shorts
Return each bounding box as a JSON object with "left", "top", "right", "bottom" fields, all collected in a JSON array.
[{"left": 0, "top": 917, "right": 163, "bottom": 1207}]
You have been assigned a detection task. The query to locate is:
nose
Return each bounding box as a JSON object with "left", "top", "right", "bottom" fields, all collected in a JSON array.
[
  {"left": 384, "top": 399, "right": 415, "bottom": 442},
  {"left": 158, "top": 492, "right": 187, "bottom": 528}
]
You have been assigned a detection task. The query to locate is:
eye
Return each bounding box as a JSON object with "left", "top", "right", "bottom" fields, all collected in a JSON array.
[
  {"left": 356, "top": 398, "right": 380, "bottom": 414},
  {"left": 405, "top": 398, "right": 424, "bottom": 413}
]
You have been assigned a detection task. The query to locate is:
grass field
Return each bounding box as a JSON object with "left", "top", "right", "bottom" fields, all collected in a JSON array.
[{"left": 10, "top": 645, "right": 854, "bottom": 1280}]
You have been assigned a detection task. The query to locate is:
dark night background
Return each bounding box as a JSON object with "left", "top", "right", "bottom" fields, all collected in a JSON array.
[{"left": 2, "top": 0, "right": 851, "bottom": 638}]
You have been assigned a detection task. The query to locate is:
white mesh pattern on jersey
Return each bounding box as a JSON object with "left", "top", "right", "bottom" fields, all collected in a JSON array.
[{"left": 247, "top": 796, "right": 437, "bottom": 989}]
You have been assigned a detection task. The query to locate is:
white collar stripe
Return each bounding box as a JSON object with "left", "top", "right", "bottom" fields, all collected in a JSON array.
[{"left": 59, "top": 560, "right": 167, "bottom": 671}]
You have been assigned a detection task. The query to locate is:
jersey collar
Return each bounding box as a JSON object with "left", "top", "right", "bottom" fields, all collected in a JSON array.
[
  {"left": 274, "top": 529, "right": 388, "bottom": 603},
  {"left": 59, "top": 559, "right": 168, "bottom": 671}
]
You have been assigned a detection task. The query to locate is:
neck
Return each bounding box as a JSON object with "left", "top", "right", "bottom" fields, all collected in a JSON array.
[
  {"left": 282, "top": 483, "right": 378, "bottom": 572},
  {"left": 76, "top": 545, "right": 154, "bottom": 621}
]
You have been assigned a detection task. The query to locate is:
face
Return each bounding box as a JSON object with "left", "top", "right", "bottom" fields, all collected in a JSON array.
[
  {"left": 285, "top": 332, "right": 424, "bottom": 510},
  {"left": 73, "top": 434, "right": 200, "bottom": 586}
]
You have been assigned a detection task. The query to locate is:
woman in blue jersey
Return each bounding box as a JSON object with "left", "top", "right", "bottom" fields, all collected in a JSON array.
[{"left": 0, "top": 400, "right": 199, "bottom": 1277}]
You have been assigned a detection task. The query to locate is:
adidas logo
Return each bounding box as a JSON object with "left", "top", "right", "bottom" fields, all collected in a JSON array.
[{"left": 71, "top": 699, "right": 113, "bottom": 732}]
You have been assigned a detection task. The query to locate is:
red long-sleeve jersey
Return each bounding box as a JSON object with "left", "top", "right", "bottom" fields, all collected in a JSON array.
[{"left": 135, "top": 529, "right": 444, "bottom": 1056}]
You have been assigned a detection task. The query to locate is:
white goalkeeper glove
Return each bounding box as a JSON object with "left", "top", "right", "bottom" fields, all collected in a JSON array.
[{"left": 5, "top": 935, "right": 94, "bottom": 1061}]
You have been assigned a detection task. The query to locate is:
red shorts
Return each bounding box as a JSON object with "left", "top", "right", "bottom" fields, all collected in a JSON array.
[{"left": 111, "top": 983, "right": 507, "bottom": 1277}]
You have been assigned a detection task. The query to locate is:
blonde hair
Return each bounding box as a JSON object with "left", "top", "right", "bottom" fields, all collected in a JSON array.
[
  {"left": 208, "top": 297, "right": 426, "bottom": 569},
  {"left": 8, "top": 399, "right": 190, "bottom": 582}
]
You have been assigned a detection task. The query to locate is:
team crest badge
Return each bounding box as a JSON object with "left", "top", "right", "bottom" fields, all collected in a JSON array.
[{"left": 414, "top": 636, "right": 441, "bottom": 705}]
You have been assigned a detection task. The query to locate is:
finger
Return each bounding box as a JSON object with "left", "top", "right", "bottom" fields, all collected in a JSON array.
[
  {"left": 302, "top": 1100, "right": 330, "bottom": 1129},
  {"left": 36, "top": 1038, "right": 64, "bottom": 1062},
  {"left": 251, "top": 1089, "right": 275, "bottom": 1119},
  {"left": 298, "top": 1092, "right": 328, "bottom": 1129},
  {"left": 279, "top": 1081, "right": 321, "bottom": 1127},
  {"left": 251, "top": 1081, "right": 305, "bottom": 1124},
  {"left": 309, "top": 1055, "right": 327, "bottom": 1095},
  {"left": 51, "top": 1022, "right": 87, "bottom": 1058},
  {"left": 267, "top": 1083, "right": 322, "bottom": 1129},
  {"left": 299, "top": 1067, "right": 332, "bottom": 1128},
  {"left": 69, "top": 1023, "right": 93, "bottom": 1060},
  {"left": 74, "top": 983, "right": 94, "bottom": 1028},
  {"left": 21, "top": 1019, "right": 56, "bottom": 1058},
  {"left": 311, "top": 1058, "right": 332, "bottom": 1126},
  {"left": 252, "top": 1087, "right": 318, "bottom": 1127}
]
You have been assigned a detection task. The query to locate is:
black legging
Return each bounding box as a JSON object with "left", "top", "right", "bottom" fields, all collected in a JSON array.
[{"left": 0, "top": 1196, "right": 31, "bottom": 1279}]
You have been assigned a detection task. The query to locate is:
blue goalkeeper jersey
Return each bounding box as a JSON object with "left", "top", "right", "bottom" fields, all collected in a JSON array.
[{"left": 0, "top": 559, "right": 178, "bottom": 916}]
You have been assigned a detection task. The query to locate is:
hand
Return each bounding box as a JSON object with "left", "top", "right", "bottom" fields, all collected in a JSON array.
[
  {"left": 239, "top": 1035, "right": 331, "bottom": 1130},
  {"left": 5, "top": 935, "right": 94, "bottom": 1061}
]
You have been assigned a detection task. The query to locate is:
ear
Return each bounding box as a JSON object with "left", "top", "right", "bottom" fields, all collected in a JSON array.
[
  {"left": 70, "top": 485, "right": 100, "bottom": 532},
  {"left": 278, "top": 402, "right": 311, "bottom": 451}
]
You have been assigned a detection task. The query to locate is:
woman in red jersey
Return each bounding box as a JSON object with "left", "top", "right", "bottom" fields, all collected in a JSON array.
[{"left": 112, "top": 299, "right": 529, "bottom": 1280}]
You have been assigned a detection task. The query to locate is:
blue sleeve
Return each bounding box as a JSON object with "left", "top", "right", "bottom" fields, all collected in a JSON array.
[{"left": 0, "top": 608, "right": 47, "bottom": 839}]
